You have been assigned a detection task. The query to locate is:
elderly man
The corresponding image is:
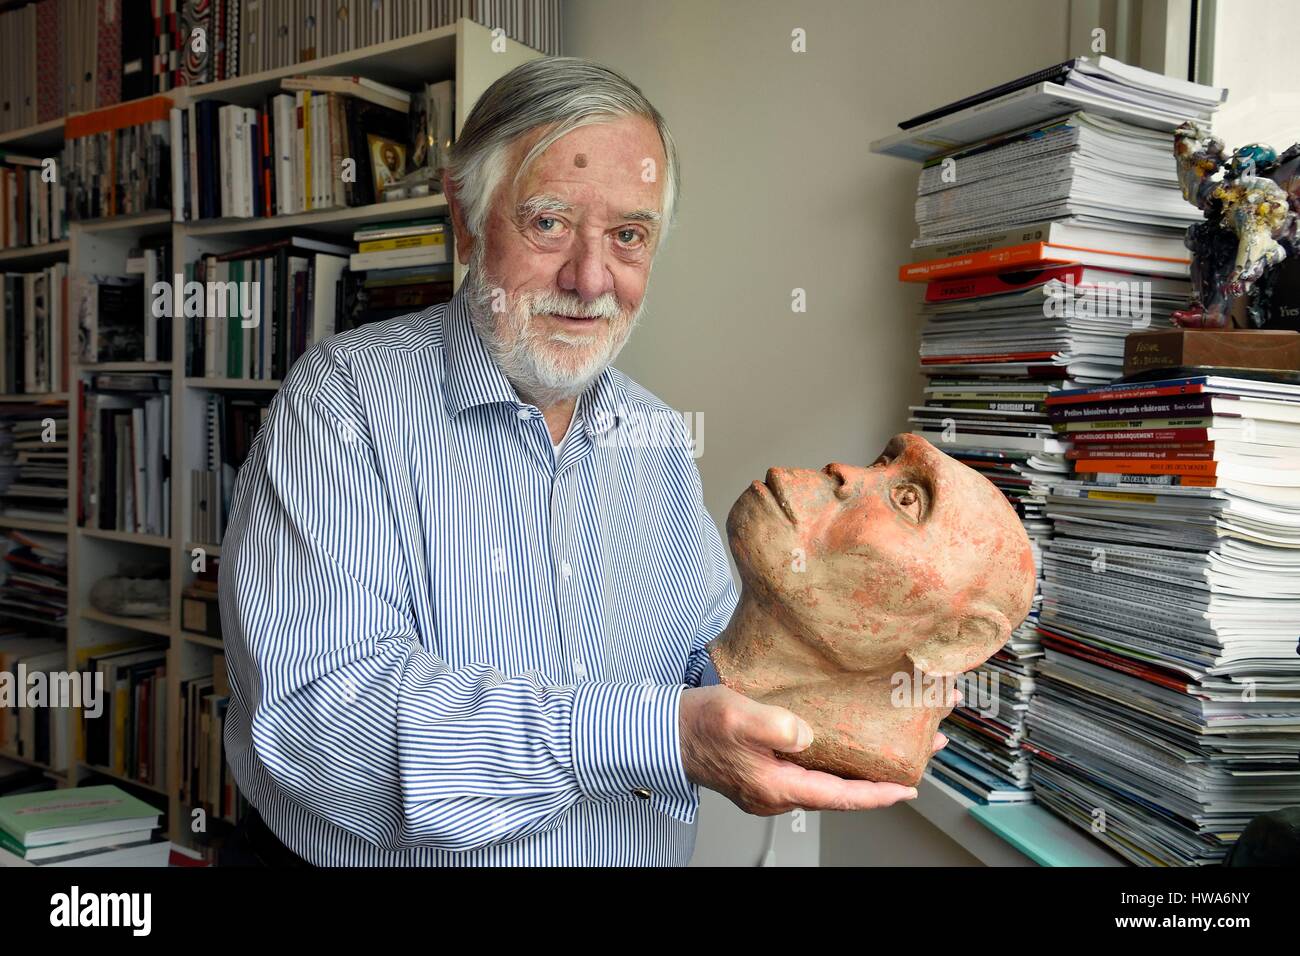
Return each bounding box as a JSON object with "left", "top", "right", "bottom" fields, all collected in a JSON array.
[{"left": 219, "top": 57, "right": 926, "bottom": 867}]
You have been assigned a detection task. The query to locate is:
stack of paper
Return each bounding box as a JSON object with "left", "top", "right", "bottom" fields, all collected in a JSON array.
[{"left": 1030, "top": 376, "right": 1300, "bottom": 864}]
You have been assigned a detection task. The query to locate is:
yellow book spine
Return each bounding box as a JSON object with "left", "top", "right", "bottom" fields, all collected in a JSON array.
[{"left": 358, "top": 234, "right": 447, "bottom": 253}]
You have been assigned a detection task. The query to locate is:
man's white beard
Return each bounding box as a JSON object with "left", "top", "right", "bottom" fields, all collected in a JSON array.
[{"left": 461, "top": 245, "right": 644, "bottom": 408}]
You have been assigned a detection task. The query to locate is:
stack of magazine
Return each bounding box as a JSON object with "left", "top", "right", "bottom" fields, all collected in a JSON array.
[
  {"left": 1029, "top": 375, "right": 1300, "bottom": 865},
  {"left": 874, "top": 58, "right": 1223, "bottom": 806}
]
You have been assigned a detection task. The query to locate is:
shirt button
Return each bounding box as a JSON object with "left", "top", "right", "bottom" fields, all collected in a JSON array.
[
  {"left": 573, "top": 658, "right": 587, "bottom": 680},
  {"left": 632, "top": 787, "right": 652, "bottom": 800},
  {"left": 516, "top": 408, "right": 531, "bottom": 420},
  {"left": 561, "top": 560, "right": 573, "bottom": 578}
]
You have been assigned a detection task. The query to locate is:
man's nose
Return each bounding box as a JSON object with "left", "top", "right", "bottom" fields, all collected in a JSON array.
[{"left": 560, "top": 231, "right": 615, "bottom": 302}]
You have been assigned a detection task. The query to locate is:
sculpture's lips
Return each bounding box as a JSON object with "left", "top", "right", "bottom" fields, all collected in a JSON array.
[{"left": 762, "top": 468, "right": 798, "bottom": 524}]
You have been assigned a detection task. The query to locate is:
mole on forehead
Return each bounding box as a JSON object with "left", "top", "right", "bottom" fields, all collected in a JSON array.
[{"left": 573, "top": 152, "right": 588, "bottom": 168}]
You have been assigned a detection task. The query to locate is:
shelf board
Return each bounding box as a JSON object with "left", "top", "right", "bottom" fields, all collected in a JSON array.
[
  {"left": 73, "top": 210, "right": 173, "bottom": 235},
  {"left": 181, "top": 631, "right": 224, "bottom": 650},
  {"left": 183, "top": 194, "right": 450, "bottom": 238},
  {"left": 907, "top": 773, "right": 1125, "bottom": 867},
  {"left": 77, "top": 361, "right": 173, "bottom": 373},
  {"left": 0, "top": 117, "right": 64, "bottom": 152},
  {"left": 187, "top": 23, "right": 459, "bottom": 105},
  {"left": 184, "top": 377, "right": 282, "bottom": 391},
  {"left": 0, "top": 392, "right": 69, "bottom": 403},
  {"left": 0, "top": 748, "right": 67, "bottom": 778},
  {"left": 0, "top": 516, "right": 69, "bottom": 533},
  {"left": 78, "top": 763, "right": 168, "bottom": 797},
  {"left": 80, "top": 607, "right": 173, "bottom": 637},
  {"left": 0, "top": 609, "right": 67, "bottom": 629},
  {"left": 184, "top": 541, "right": 221, "bottom": 557},
  {"left": 77, "top": 526, "right": 174, "bottom": 548},
  {"left": 0, "top": 241, "right": 71, "bottom": 266}
]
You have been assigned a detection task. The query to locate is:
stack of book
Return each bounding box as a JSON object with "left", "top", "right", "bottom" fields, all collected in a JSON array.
[
  {"left": 341, "top": 220, "right": 454, "bottom": 327},
  {"left": 0, "top": 529, "right": 67, "bottom": 628},
  {"left": 2, "top": 266, "right": 70, "bottom": 394},
  {"left": 79, "top": 640, "right": 168, "bottom": 788},
  {"left": 0, "top": 402, "right": 68, "bottom": 524},
  {"left": 874, "top": 58, "right": 1223, "bottom": 806},
  {"left": 1027, "top": 374, "right": 1300, "bottom": 864},
  {"left": 1, "top": 152, "right": 67, "bottom": 250},
  {"left": 0, "top": 784, "right": 167, "bottom": 867},
  {"left": 76, "top": 373, "right": 171, "bottom": 537},
  {"left": 0, "top": 633, "right": 68, "bottom": 767}
]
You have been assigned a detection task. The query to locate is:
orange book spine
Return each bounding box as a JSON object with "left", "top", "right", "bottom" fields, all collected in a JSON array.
[
  {"left": 65, "top": 96, "right": 174, "bottom": 139},
  {"left": 900, "top": 242, "right": 1064, "bottom": 282}
]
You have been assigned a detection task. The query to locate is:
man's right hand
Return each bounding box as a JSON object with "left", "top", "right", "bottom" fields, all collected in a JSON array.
[{"left": 679, "top": 685, "right": 920, "bottom": 815}]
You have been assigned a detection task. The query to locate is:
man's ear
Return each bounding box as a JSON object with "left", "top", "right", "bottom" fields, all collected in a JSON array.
[
  {"left": 905, "top": 609, "right": 1011, "bottom": 677},
  {"left": 441, "top": 171, "right": 475, "bottom": 266}
]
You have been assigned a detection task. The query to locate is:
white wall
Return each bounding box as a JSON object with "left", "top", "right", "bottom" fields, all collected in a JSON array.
[
  {"left": 561, "top": 0, "right": 1071, "bottom": 865},
  {"left": 1207, "top": 0, "right": 1300, "bottom": 149}
]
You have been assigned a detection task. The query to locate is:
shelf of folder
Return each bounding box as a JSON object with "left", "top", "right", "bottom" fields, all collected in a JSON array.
[
  {"left": 182, "top": 195, "right": 451, "bottom": 238},
  {"left": 0, "top": 241, "right": 70, "bottom": 266}
]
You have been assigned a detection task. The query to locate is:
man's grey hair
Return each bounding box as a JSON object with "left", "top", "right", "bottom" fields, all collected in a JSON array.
[{"left": 444, "top": 57, "right": 680, "bottom": 248}]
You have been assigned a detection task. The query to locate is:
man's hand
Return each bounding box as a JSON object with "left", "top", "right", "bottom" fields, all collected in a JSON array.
[{"left": 680, "top": 685, "right": 949, "bottom": 816}]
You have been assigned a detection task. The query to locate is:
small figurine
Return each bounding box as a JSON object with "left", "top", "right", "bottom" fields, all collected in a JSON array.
[{"left": 1173, "top": 122, "right": 1300, "bottom": 328}]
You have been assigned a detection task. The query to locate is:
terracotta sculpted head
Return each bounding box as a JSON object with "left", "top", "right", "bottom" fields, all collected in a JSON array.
[{"left": 707, "top": 433, "right": 1036, "bottom": 786}]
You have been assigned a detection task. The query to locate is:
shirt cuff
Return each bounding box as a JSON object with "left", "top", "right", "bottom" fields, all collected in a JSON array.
[{"left": 570, "top": 681, "right": 697, "bottom": 823}]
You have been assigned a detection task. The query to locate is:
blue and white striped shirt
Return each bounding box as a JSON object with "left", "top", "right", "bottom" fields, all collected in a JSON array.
[{"left": 218, "top": 288, "right": 739, "bottom": 865}]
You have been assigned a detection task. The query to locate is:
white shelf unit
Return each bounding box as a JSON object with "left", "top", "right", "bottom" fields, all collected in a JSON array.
[{"left": 0, "top": 17, "right": 542, "bottom": 855}]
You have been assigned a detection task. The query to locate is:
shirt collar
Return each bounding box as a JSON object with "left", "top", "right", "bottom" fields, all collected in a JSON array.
[{"left": 441, "top": 286, "right": 627, "bottom": 439}]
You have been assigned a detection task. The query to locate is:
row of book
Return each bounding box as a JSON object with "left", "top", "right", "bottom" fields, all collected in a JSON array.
[
  {"left": 180, "top": 652, "right": 245, "bottom": 826},
  {"left": 173, "top": 75, "right": 453, "bottom": 221},
  {"left": 0, "top": 784, "right": 168, "bottom": 867},
  {"left": 79, "top": 639, "right": 168, "bottom": 789},
  {"left": 1032, "top": 375, "right": 1300, "bottom": 865},
  {"left": 1, "top": 153, "right": 67, "bottom": 250},
  {"left": 192, "top": 396, "right": 268, "bottom": 546},
  {"left": 0, "top": 531, "right": 67, "bottom": 629},
  {"left": 77, "top": 373, "right": 172, "bottom": 537},
  {"left": 75, "top": 241, "right": 174, "bottom": 366},
  {"left": 877, "top": 57, "right": 1216, "bottom": 812},
  {"left": 179, "top": 0, "right": 562, "bottom": 85},
  {"left": 64, "top": 96, "right": 174, "bottom": 222},
  {"left": 0, "top": 404, "right": 68, "bottom": 526},
  {"left": 2, "top": 265, "right": 69, "bottom": 395},
  {"left": 0, "top": 631, "right": 70, "bottom": 769}
]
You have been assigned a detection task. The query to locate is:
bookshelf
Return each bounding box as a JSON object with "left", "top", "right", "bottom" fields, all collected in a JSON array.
[{"left": 0, "top": 16, "right": 542, "bottom": 858}]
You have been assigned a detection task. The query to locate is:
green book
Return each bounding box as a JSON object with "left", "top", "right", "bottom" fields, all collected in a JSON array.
[{"left": 0, "top": 785, "right": 161, "bottom": 849}]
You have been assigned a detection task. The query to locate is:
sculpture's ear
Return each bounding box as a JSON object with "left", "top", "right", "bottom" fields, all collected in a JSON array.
[{"left": 906, "top": 608, "right": 1011, "bottom": 677}]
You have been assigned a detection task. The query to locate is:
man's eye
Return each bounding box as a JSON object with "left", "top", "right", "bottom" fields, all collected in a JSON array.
[
  {"left": 536, "top": 217, "right": 558, "bottom": 232},
  {"left": 890, "top": 483, "right": 924, "bottom": 522},
  {"left": 616, "top": 228, "right": 643, "bottom": 246}
]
